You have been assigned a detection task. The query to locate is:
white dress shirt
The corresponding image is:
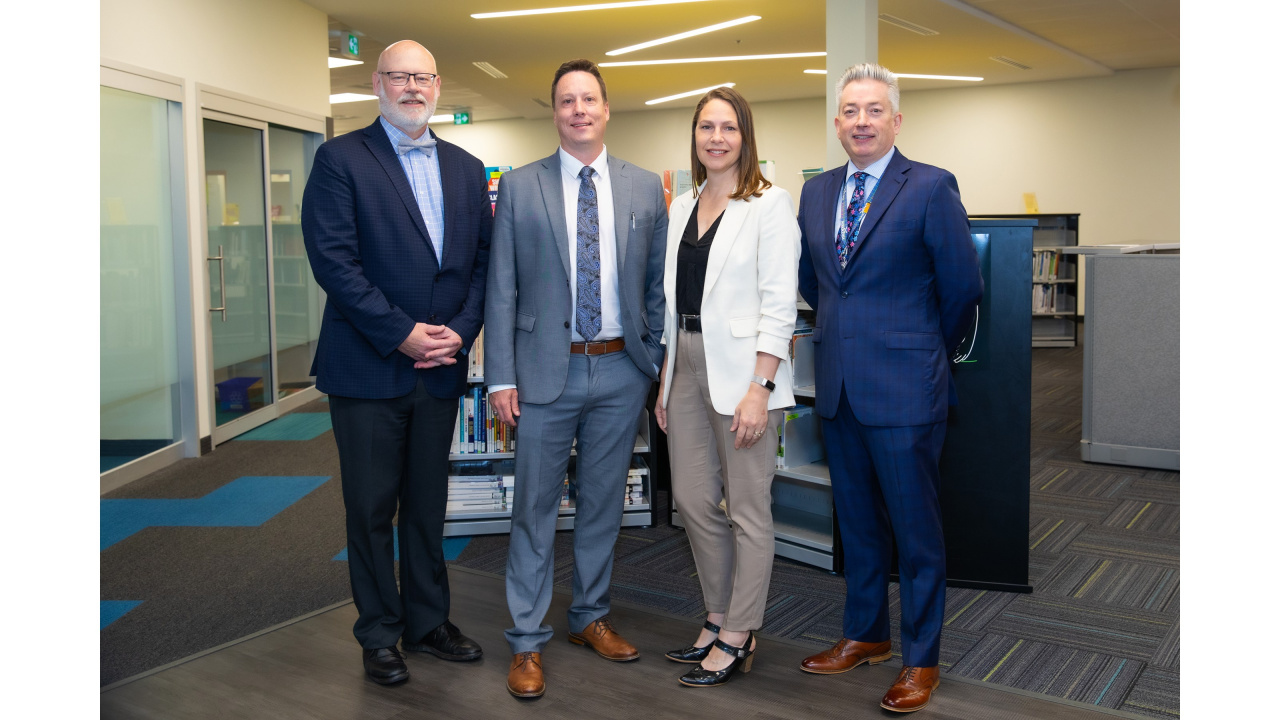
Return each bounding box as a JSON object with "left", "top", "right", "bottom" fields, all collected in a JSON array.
[{"left": 558, "top": 146, "right": 622, "bottom": 342}]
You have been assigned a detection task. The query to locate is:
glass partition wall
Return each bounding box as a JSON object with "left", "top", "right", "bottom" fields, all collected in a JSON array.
[{"left": 100, "top": 86, "right": 187, "bottom": 474}]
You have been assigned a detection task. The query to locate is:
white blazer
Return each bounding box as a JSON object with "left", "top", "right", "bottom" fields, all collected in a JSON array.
[{"left": 660, "top": 184, "right": 801, "bottom": 415}]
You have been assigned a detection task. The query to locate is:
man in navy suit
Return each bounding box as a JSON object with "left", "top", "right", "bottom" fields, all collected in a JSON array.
[
  {"left": 796, "top": 63, "right": 983, "bottom": 713},
  {"left": 301, "top": 40, "right": 491, "bottom": 686}
]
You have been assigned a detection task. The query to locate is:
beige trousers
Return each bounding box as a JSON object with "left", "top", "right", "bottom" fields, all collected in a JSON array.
[{"left": 667, "top": 330, "right": 782, "bottom": 631}]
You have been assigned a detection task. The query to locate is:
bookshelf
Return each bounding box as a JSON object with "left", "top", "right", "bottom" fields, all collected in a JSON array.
[
  {"left": 973, "top": 213, "right": 1080, "bottom": 347},
  {"left": 441, "top": 329, "right": 656, "bottom": 537}
]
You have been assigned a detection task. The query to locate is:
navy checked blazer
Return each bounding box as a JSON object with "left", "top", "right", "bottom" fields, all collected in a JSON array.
[
  {"left": 301, "top": 119, "right": 492, "bottom": 400},
  {"left": 797, "top": 149, "right": 983, "bottom": 427}
]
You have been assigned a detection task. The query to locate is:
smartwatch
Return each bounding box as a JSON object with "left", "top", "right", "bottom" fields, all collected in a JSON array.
[{"left": 750, "top": 375, "right": 776, "bottom": 392}]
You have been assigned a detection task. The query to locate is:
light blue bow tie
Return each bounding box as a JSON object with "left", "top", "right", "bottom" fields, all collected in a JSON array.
[{"left": 396, "top": 135, "right": 437, "bottom": 156}]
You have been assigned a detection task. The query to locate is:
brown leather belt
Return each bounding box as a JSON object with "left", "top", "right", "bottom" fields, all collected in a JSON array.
[{"left": 570, "top": 338, "right": 625, "bottom": 355}]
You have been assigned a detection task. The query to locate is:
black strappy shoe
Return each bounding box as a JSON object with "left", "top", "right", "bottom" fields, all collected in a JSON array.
[
  {"left": 677, "top": 631, "right": 755, "bottom": 687},
  {"left": 665, "top": 620, "right": 721, "bottom": 663}
]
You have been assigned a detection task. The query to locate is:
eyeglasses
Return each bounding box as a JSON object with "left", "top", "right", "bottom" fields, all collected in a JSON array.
[{"left": 379, "top": 71, "right": 439, "bottom": 87}]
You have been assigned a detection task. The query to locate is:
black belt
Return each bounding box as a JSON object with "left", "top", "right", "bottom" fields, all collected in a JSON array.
[{"left": 678, "top": 314, "right": 702, "bottom": 333}]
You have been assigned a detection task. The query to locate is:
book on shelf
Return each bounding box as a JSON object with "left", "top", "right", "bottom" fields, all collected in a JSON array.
[
  {"left": 485, "top": 166, "right": 512, "bottom": 216},
  {"left": 451, "top": 387, "right": 516, "bottom": 455},
  {"left": 777, "top": 405, "right": 823, "bottom": 469}
]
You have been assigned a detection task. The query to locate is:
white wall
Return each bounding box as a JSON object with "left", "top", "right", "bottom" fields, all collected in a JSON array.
[
  {"left": 436, "top": 67, "right": 1179, "bottom": 247},
  {"left": 100, "top": 0, "right": 330, "bottom": 118},
  {"left": 101, "top": 0, "right": 329, "bottom": 442}
]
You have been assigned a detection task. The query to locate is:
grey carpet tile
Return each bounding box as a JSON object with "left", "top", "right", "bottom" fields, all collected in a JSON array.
[
  {"left": 1029, "top": 517, "right": 1092, "bottom": 554},
  {"left": 1147, "top": 619, "right": 1179, "bottom": 670},
  {"left": 1064, "top": 526, "right": 1180, "bottom": 568},
  {"left": 760, "top": 592, "right": 846, "bottom": 638},
  {"left": 941, "top": 588, "right": 1023, "bottom": 633},
  {"left": 1116, "top": 477, "right": 1181, "bottom": 505},
  {"left": 937, "top": 627, "right": 986, "bottom": 670},
  {"left": 1119, "top": 665, "right": 1180, "bottom": 719},
  {"left": 1031, "top": 415, "right": 1085, "bottom": 435},
  {"left": 1033, "top": 466, "right": 1136, "bottom": 498},
  {"left": 1028, "top": 551, "right": 1064, "bottom": 586},
  {"left": 948, "top": 634, "right": 1145, "bottom": 711},
  {"left": 1031, "top": 492, "right": 1121, "bottom": 522},
  {"left": 1101, "top": 500, "right": 1180, "bottom": 536},
  {"left": 983, "top": 595, "right": 1173, "bottom": 660},
  {"left": 1032, "top": 555, "right": 1179, "bottom": 612}
]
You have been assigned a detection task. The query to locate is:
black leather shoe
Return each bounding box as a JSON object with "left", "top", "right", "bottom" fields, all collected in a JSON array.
[
  {"left": 666, "top": 620, "right": 721, "bottom": 663},
  {"left": 363, "top": 647, "right": 409, "bottom": 685},
  {"left": 403, "top": 620, "right": 483, "bottom": 661},
  {"left": 678, "top": 632, "right": 755, "bottom": 688}
]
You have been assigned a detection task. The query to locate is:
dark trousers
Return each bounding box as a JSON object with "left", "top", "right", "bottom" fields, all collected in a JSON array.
[
  {"left": 823, "top": 388, "right": 948, "bottom": 667},
  {"left": 329, "top": 376, "right": 457, "bottom": 649}
]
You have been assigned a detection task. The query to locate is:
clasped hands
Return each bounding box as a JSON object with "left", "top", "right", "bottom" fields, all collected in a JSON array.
[{"left": 398, "top": 322, "right": 463, "bottom": 369}]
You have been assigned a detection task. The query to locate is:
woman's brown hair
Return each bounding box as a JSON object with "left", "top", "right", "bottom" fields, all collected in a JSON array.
[{"left": 690, "top": 86, "right": 771, "bottom": 200}]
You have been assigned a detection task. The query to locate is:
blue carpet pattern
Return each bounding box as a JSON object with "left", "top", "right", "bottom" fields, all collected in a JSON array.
[
  {"left": 101, "top": 601, "right": 142, "bottom": 629},
  {"left": 234, "top": 413, "right": 333, "bottom": 441},
  {"left": 331, "top": 531, "right": 472, "bottom": 561},
  {"left": 100, "top": 475, "right": 329, "bottom": 550}
]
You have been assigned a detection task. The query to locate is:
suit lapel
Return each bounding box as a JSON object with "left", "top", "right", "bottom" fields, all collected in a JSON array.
[
  {"left": 537, "top": 154, "right": 572, "bottom": 281},
  {"left": 362, "top": 121, "right": 433, "bottom": 254},
  {"left": 848, "top": 150, "right": 909, "bottom": 266},
  {"left": 820, "top": 167, "right": 844, "bottom": 271},
  {"left": 702, "top": 193, "right": 748, "bottom": 298},
  {"left": 610, "top": 155, "right": 632, "bottom": 277},
  {"left": 433, "top": 130, "right": 455, "bottom": 268},
  {"left": 665, "top": 193, "right": 694, "bottom": 300}
]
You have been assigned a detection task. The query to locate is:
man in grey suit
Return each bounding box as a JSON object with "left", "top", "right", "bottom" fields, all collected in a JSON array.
[{"left": 485, "top": 58, "right": 668, "bottom": 699}]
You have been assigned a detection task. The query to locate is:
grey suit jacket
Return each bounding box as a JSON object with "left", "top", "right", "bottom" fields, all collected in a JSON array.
[{"left": 485, "top": 151, "right": 668, "bottom": 405}]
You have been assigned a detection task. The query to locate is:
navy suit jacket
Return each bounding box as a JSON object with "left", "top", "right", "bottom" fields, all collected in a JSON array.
[
  {"left": 301, "top": 119, "right": 492, "bottom": 400},
  {"left": 797, "top": 149, "right": 983, "bottom": 426}
]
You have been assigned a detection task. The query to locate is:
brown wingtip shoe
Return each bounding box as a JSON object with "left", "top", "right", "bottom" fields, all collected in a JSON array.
[
  {"left": 800, "top": 638, "right": 892, "bottom": 674},
  {"left": 567, "top": 615, "right": 640, "bottom": 661},
  {"left": 880, "top": 666, "right": 941, "bottom": 712},
  {"left": 507, "top": 651, "right": 545, "bottom": 698}
]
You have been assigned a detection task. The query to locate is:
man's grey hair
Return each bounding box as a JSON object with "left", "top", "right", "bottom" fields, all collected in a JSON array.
[{"left": 836, "top": 63, "right": 900, "bottom": 114}]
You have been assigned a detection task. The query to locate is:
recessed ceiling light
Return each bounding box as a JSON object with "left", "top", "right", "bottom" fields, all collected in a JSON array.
[
  {"left": 473, "top": 61, "right": 508, "bottom": 79},
  {"left": 607, "top": 16, "right": 761, "bottom": 56},
  {"left": 428, "top": 114, "right": 456, "bottom": 124},
  {"left": 472, "top": 0, "right": 709, "bottom": 19},
  {"left": 802, "top": 69, "right": 982, "bottom": 82},
  {"left": 645, "top": 82, "right": 735, "bottom": 105},
  {"left": 601, "top": 51, "right": 824, "bottom": 67},
  {"left": 330, "top": 93, "right": 378, "bottom": 104},
  {"left": 328, "top": 57, "right": 364, "bottom": 69}
]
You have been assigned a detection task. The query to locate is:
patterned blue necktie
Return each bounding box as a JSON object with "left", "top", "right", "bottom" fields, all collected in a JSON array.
[
  {"left": 575, "top": 166, "right": 603, "bottom": 341},
  {"left": 836, "top": 171, "right": 868, "bottom": 270}
]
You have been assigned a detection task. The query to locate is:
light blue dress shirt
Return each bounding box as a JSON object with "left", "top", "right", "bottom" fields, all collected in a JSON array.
[{"left": 380, "top": 117, "right": 445, "bottom": 262}]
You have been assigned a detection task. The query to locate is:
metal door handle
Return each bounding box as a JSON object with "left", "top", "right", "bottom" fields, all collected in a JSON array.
[{"left": 208, "top": 244, "right": 226, "bottom": 321}]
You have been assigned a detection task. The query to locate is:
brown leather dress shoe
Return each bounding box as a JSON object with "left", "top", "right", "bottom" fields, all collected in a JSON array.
[
  {"left": 880, "top": 666, "right": 941, "bottom": 712},
  {"left": 507, "top": 651, "right": 545, "bottom": 698},
  {"left": 567, "top": 615, "right": 640, "bottom": 661},
  {"left": 799, "top": 638, "right": 892, "bottom": 674}
]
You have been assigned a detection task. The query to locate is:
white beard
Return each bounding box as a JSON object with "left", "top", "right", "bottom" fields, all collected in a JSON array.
[{"left": 379, "top": 90, "right": 436, "bottom": 133}]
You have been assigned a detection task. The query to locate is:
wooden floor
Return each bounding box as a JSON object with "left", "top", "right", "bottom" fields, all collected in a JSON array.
[{"left": 101, "top": 567, "right": 1139, "bottom": 719}]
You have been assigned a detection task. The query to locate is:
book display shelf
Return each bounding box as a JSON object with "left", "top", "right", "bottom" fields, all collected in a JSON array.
[
  {"left": 441, "top": 328, "right": 656, "bottom": 537},
  {"left": 973, "top": 213, "right": 1080, "bottom": 347}
]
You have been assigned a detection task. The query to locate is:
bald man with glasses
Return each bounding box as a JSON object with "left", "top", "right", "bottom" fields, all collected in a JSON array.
[{"left": 302, "top": 40, "right": 491, "bottom": 686}]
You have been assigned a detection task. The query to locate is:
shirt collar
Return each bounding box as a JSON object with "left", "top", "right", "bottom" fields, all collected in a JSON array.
[
  {"left": 379, "top": 116, "right": 433, "bottom": 147},
  {"left": 845, "top": 146, "right": 895, "bottom": 183},
  {"left": 559, "top": 145, "right": 609, "bottom": 182}
]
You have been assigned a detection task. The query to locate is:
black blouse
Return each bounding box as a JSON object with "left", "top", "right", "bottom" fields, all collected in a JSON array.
[{"left": 675, "top": 200, "right": 725, "bottom": 317}]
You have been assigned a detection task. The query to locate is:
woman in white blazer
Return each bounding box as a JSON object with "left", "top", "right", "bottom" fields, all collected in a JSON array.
[{"left": 654, "top": 87, "right": 800, "bottom": 688}]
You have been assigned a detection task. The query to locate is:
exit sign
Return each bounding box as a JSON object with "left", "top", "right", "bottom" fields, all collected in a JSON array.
[
  {"left": 453, "top": 111, "right": 471, "bottom": 125},
  {"left": 347, "top": 34, "right": 359, "bottom": 57}
]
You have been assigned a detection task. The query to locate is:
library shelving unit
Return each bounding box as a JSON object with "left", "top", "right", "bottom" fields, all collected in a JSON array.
[
  {"left": 441, "top": 337, "right": 656, "bottom": 538},
  {"left": 973, "top": 213, "right": 1080, "bottom": 347}
]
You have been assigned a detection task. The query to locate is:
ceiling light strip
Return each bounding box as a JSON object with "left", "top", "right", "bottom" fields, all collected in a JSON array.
[
  {"left": 328, "top": 57, "right": 364, "bottom": 69},
  {"left": 428, "top": 114, "right": 456, "bottom": 124},
  {"left": 330, "top": 93, "right": 378, "bottom": 104},
  {"left": 645, "top": 82, "right": 735, "bottom": 105},
  {"left": 607, "top": 16, "right": 761, "bottom": 56},
  {"left": 803, "top": 69, "right": 982, "bottom": 81},
  {"left": 472, "top": 0, "right": 709, "bottom": 19},
  {"left": 601, "top": 52, "right": 824, "bottom": 67}
]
